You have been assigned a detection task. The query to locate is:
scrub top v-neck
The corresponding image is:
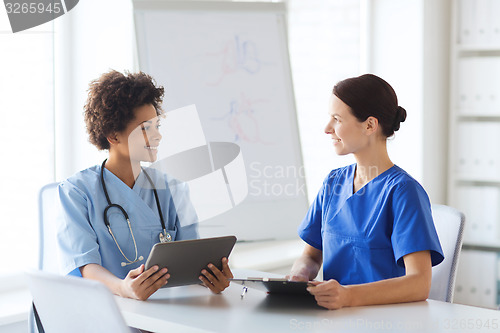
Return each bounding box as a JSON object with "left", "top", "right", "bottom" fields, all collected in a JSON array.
[
  {"left": 298, "top": 164, "right": 444, "bottom": 285},
  {"left": 57, "top": 164, "right": 199, "bottom": 279}
]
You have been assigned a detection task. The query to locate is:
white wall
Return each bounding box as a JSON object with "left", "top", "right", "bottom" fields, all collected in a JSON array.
[
  {"left": 288, "top": 0, "right": 360, "bottom": 202},
  {"left": 422, "top": 0, "right": 450, "bottom": 204},
  {"left": 54, "top": 0, "right": 135, "bottom": 180},
  {"left": 367, "top": 0, "right": 450, "bottom": 204},
  {"left": 0, "top": 321, "right": 26, "bottom": 333}
]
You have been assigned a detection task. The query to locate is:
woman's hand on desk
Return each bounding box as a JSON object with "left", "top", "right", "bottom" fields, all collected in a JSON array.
[
  {"left": 199, "top": 257, "right": 233, "bottom": 294},
  {"left": 307, "top": 280, "right": 351, "bottom": 310},
  {"left": 121, "top": 264, "right": 170, "bottom": 301}
]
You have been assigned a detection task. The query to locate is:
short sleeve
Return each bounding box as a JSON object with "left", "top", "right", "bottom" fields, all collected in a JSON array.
[
  {"left": 57, "top": 182, "right": 102, "bottom": 275},
  {"left": 391, "top": 181, "right": 444, "bottom": 267},
  {"left": 297, "top": 178, "right": 329, "bottom": 251}
]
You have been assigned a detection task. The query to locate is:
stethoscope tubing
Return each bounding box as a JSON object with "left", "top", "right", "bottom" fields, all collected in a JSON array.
[{"left": 100, "top": 159, "right": 170, "bottom": 266}]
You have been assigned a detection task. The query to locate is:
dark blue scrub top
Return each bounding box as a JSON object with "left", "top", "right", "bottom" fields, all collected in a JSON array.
[{"left": 298, "top": 164, "right": 444, "bottom": 285}]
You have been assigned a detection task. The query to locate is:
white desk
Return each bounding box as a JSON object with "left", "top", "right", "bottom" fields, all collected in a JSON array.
[{"left": 115, "top": 270, "right": 500, "bottom": 333}]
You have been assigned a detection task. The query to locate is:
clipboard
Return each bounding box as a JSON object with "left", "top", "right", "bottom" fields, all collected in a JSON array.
[
  {"left": 230, "top": 278, "right": 312, "bottom": 296},
  {"left": 145, "top": 236, "right": 237, "bottom": 288}
]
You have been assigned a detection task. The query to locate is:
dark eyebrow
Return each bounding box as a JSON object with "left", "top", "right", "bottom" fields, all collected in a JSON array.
[{"left": 140, "top": 120, "right": 153, "bottom": 125}]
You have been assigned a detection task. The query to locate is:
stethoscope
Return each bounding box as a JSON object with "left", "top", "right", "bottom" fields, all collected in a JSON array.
[{"left": 100, "top": 159, "right": 172, "bottom": 267}]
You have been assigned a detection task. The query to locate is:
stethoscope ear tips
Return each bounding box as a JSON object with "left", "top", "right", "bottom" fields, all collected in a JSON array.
[{"left": 121, "top": 256, "right": 145, "bottom": 267}]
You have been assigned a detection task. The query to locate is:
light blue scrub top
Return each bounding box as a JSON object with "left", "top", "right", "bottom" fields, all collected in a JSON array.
[
  {"left": 298, "top": 164, "right": 444, "bottom": 285},
  {"left": 57, "top": 164, "right": 199, "bottom": 279}
]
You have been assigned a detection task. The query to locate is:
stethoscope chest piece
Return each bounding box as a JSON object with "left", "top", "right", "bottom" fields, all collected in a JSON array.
[{"left": 159, "top": 230, "right": 172, "bottom": 243}]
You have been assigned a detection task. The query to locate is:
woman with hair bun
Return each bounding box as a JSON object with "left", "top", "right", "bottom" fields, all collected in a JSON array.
[{"left": 289, "top": 74, "right": 444, "bottom": 310}]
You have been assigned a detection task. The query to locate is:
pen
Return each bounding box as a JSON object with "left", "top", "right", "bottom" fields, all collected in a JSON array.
[{"left": 240, "top": 286, "right": 248, "bottom": 299}]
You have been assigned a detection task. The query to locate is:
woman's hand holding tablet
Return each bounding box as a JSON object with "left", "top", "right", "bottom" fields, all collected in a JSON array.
[
  {"left": 145, "top": 236, "right": 237, "bottom": 289},
  {"left": 199, "top": 257, "right": 234, "bottom": 293}
]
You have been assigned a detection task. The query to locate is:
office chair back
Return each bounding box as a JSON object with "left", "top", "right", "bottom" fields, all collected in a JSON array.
[
  {"left": 26, "top": 270, "right": 132, "bottom": 333},
  {"left": 30, "top": 182, "right": 59, "bottom": 333},
  {"left": 428, "top": 204, "right": 465, "bottom": 303},
  {"left": 38, "top": 182, "right": 60, "bottom": 272}
]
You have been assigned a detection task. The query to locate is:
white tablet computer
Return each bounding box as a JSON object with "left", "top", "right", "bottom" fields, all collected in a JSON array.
[{"left": 145, "top": 235, "right": 237, "bottom": 288}]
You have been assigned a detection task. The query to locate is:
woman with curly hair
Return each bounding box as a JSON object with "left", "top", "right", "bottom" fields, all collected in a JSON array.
[{"left": 57, "top": 70, "right": 232, "bottom": 301}]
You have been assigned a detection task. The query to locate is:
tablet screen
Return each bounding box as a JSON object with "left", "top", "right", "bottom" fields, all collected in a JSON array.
[{"left": 145, "top": 236, "right": 237, "bottom": 287}]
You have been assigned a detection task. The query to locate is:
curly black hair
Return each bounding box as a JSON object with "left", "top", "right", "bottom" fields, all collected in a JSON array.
[{"left": 84, "top": 70, "right": 165, "bottom": 150}]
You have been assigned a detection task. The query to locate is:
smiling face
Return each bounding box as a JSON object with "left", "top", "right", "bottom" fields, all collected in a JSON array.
[
  {"left": 114, "top": 103, "right": 162, "bottom": 164},
  {"left": 325, "top": 95, "right": 372, "bottom": 156}
]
